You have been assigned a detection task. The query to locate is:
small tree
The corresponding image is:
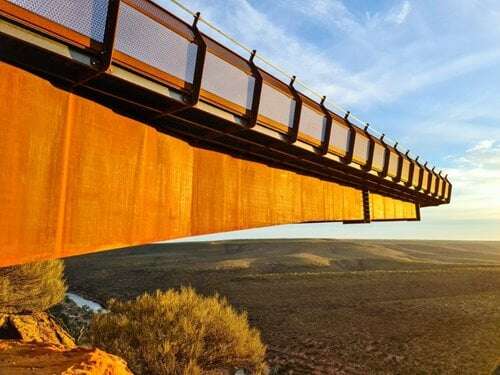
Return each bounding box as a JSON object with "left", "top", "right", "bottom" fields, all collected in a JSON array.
[
  {"left": 0, "top": 260, "right": 67, "bottom": 313},
  {"left": 90, "top": 287, "right": 266, "bottom": 374}
]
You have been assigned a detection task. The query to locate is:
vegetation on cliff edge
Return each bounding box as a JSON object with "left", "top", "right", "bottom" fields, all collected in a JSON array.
[
  {"left": 0, "top": 260, "right": 67, "bottom": 313},
  {"left": 90, "top": 287, "right": 266, "bottom": 374}
]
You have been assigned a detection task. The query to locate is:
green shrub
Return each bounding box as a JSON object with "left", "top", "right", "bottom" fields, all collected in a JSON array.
[
  {"left": 0, "top": 259, "right": 67, "bottom": 313},
  {"left": 90, "top": 287, "right": 266, "bottom": 374}
]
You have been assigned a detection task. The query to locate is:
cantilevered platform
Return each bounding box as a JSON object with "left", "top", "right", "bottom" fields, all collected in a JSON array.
[{"left": 0, "top": 0, "right": 451, "bottom": 267}]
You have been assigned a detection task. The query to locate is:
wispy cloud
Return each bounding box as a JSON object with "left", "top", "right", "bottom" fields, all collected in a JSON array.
[
  {"left": 427, "top": 140, "right": 500, "bottom": 221},
  {"left": 386, "top": 1, "right": 412, "bottom": 25},
  {"left": 467, "top": 139, "right": 495, "bottom": 153}
]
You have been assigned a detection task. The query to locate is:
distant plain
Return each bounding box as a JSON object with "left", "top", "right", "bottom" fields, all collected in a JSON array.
[{"left": 64, "top": 239, "right": 500, "bottom": 374}]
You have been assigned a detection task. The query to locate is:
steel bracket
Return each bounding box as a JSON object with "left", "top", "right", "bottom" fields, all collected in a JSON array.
[
  {"left": 288, "top": 75, "right": 302, "bottom": 143},
  {"left": 72, "top": 0, "right": 120, "bottom": 89},
  {"left": 342, "top": 111, "right": 356, "bottom": 165},
  {"left": 318, "top": 96, "right": 333, "bottom": 155},
  {"left": 247, "top": 49, "right": 263, "bottom": 129}
]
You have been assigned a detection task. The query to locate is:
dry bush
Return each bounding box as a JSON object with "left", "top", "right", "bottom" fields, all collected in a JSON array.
[
  {"left": 0, "top": 260, "right": 67, "bottom": 313},
  {"left": 90, "top": 287, "right": 266, "bottom": 374}
]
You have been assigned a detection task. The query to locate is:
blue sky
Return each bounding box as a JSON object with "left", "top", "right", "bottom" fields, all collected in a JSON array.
[{"left": 159, "top": 0, "right": 500, "bottom": 240}]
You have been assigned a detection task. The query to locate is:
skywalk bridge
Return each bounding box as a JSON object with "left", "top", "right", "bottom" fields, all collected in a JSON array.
[{"left": 0, "top": 0, "right": 451, "bottom": 267}]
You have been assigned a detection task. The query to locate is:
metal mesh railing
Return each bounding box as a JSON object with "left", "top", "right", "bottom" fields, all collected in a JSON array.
[
  {"left": 8, "top": 0, "right": 109, "bottom": 42},
  {"left": 0, "top": 0, "right": 449, "bottom": 202}
]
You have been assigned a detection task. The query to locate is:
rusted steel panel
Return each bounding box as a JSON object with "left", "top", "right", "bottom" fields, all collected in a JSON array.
[
  {"left": 0, "top": 63, "right": 421, "bottom": 267},
  {"left": 370, "top": 193, "right": 417, "bottom": 221}
]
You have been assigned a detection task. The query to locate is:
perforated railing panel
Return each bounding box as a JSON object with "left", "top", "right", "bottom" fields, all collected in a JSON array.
[
  {"left": 299, "top": 105, "right": 326, "bottom": 143},
  {"left": 116, "top": 3, "right": 197, "bottom": 84},
  {"left": 201, "top": 53, "right": 255, "bottom": 110},
  {"left": 444, "top": 181, "right": 450, "bottom": 199},
  {"left": 259, "top": 84, "right": 295, "bottom": 128},
  {"left": 8, "top": 0, "right": 109, "bottom": 41},
  {"left": 353, "top": 134, "right": 369, "bottom": 165},
  {"left": 412, "top": 165, "right": 420, "bottom": 187},
  {"left": 330, "top": 121, "right": 350, "bottom": 155},
  {"left": 421, "top": 170, "right": 429, "bottom": 192},
  {"left": 388, "top": 152, "right": 399, "bottom": 177},
  {"left": 438, "top": 178, "right": 444, "bottom": 197},
  {"left": 401, "top": 159, "right": 410, "bottom": 182},
  {"left": 372, "top": 143, "right": 385, "bottom": 171},
  {"left": 430, "top": 174, "right": 437, "bottom": 194}
]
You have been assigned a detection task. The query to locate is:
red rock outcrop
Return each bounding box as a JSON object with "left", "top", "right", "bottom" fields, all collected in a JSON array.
[
  {"left": 0, "top": 340, "right": 132, "bottom": 374},
  {"left": 0, "top": 312, "right": 132, "bottom": 374}
]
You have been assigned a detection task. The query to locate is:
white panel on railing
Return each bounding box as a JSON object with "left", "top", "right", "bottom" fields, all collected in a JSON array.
[
  {"left": 430, "top": 174, "right": 437, "bottom": 194},
  {"left": 438, "top": 178, "right": 444, "bottom": 197},
  {"left": 299, "top": 105, "right": 326, "bottom": 142},
  {"left": 401, "top": 159, "right": 410, "bottom": 182},
  {"left": 412, "top": 165, "right": 420, "bottom": 187},
  {"left": 201, "top": 53, "right": 255, "bottom": 109},
  {"left": 259, "top": 83, "right": 295, "bottom": 128},
  {"left": 330, "top": 120, "right": 350, "bottom": 155},
  {"left": 353, "top": 134, "right": 370, "bottom": 164},
  {"left": 387, "top": 151, "right": 399, "bottom": 177},
  {"left": 421, "top": 170, "right": 429, "bottom": 191},
  {"left": 372, "top": 143, "right": 385, "bottom": 171},
  {"left": 8, "top": 0, "right": 109, "bottom": 41},
  {"left": 116, "top": 3, "right": 197, "bottom": 84}
]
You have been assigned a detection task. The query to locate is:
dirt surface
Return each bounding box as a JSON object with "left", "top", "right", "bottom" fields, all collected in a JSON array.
[{"left": 64, "top": 239, "right": 500, "bottom": 374}]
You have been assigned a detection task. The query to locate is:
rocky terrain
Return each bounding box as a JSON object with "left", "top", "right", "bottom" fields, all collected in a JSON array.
[{"left": 0, "top": 311, "right": 132, "bottom": 374}]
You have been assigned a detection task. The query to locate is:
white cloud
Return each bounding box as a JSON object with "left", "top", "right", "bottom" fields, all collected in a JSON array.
[
  {"left": 386, "top": 1, "right": 412, "bottom": 25},
  {"left": 426, "top": 140, "right": 500, "bottom": 221},
  {"left": 467, "top": 139, "right": 495, "bottom": 153}
]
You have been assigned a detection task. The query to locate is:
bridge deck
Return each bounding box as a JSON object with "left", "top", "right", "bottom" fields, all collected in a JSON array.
[{"left": 0, "top": 0, "right": 450, "bottom": 267}]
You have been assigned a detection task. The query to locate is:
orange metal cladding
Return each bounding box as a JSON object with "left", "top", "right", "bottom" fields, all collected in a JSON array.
[{"left": 0, "top": 62, "right": 417, "bottom": 267}]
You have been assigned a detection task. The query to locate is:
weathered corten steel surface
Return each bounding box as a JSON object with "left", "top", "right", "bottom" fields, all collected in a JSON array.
[{"left": 0, "top": 63, "right": 417, "bottom": 267}]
